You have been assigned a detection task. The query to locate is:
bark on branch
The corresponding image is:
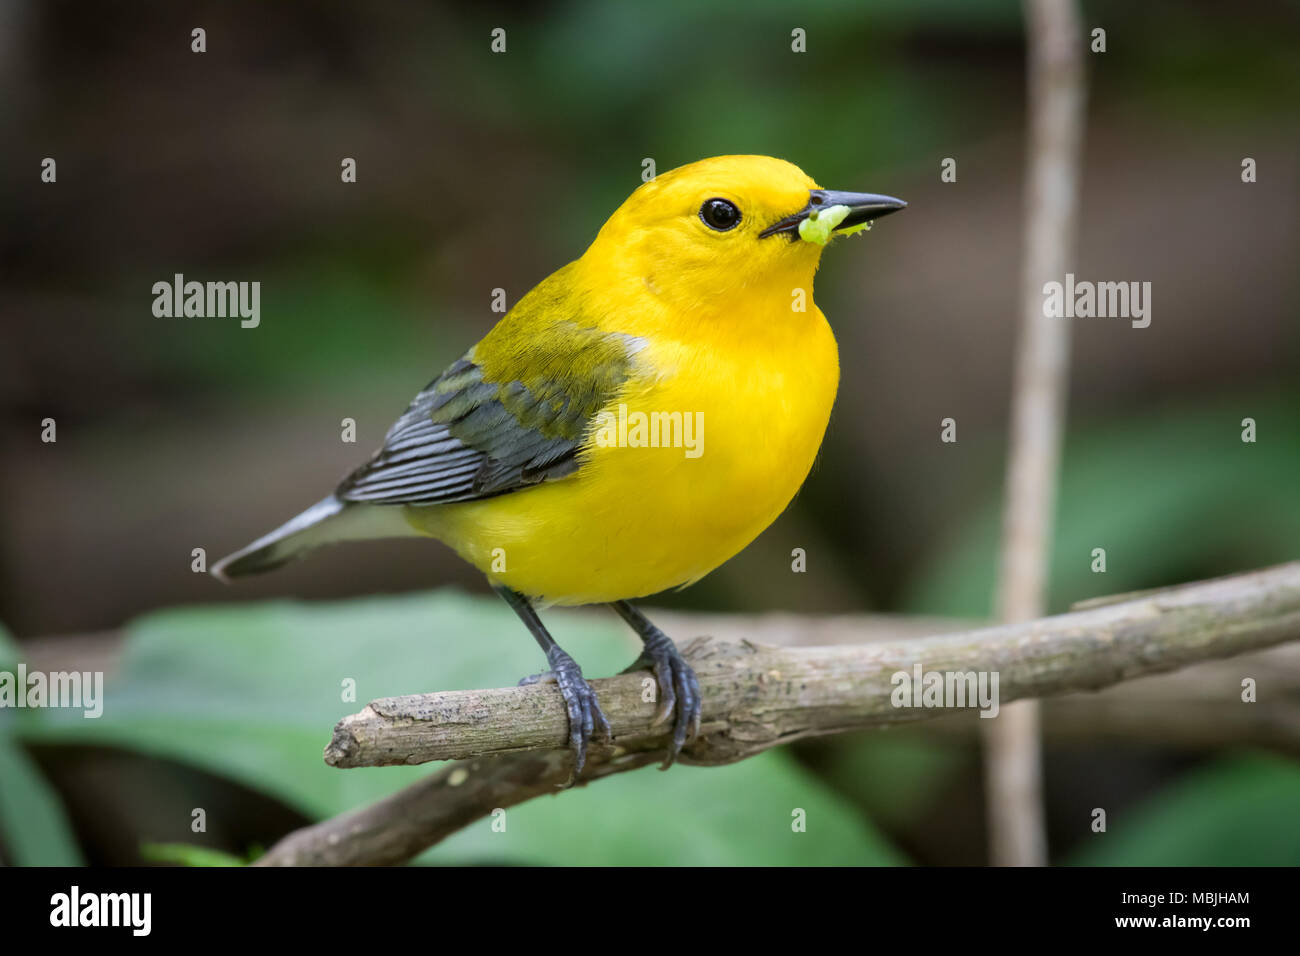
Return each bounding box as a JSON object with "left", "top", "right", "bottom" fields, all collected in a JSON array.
[{"left": 255, "top": 561, "right": 1300, "bottom": 865}]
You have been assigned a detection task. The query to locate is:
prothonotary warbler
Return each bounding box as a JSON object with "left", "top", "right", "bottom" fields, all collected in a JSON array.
[{"left": 213, "top": 155, "right": 905, "bottom": 781}]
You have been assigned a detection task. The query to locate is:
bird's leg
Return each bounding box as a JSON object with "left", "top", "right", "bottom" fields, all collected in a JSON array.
[
  {"left": 610, "top": 601, "right": 702, "bottom": 769},
  {"left": 495, "top": 586, "right": 611, "bottom": 784}
]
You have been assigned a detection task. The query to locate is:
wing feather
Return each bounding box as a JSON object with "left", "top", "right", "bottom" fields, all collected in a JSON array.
[{"left": 336, "top": 315, "right": 641, "bottom": 506}]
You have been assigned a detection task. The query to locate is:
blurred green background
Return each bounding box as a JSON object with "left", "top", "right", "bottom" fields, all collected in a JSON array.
[{"left": 1, "top": 0, "right": 1298, "bottom": 865}]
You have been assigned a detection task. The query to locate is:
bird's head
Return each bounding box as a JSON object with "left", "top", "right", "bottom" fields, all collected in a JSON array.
[{"left": 582, "top": 155, "right": 905, "bottom": 312}]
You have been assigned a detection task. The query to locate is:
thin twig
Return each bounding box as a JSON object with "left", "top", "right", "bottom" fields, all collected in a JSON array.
[{"left": 987, "top": 0, "right": 1087, "bottom": 867}]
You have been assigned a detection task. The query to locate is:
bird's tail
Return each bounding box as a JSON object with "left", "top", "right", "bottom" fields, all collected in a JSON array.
[{"left": 211, "top": 495, "right": 412, "bottom": 582}]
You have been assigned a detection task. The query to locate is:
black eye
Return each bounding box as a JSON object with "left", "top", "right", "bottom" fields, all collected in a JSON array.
[{"left": 699, "top": 198, "right": 741, "bottom": 231}]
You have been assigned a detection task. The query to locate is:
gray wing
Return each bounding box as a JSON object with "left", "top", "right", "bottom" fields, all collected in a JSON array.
[{"left": 336, "top": 325, "right": 639, "bottom": 505}]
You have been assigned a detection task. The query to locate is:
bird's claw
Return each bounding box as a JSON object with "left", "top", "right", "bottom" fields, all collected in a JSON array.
[
  {"left": 530, "top": 646, "right": 611, "bottom": 786},
  {"left": 623, "top": 630, "right": 701, "bottom": 769}
]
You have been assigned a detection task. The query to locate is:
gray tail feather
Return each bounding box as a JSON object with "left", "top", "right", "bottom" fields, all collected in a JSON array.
[{"left": 211, "top": 496, "right": 348, "bottom": 582}]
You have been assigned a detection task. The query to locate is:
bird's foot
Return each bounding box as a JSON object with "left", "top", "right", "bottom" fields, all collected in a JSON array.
[
  {"left": 523, "top": 646, "right": 611, "bottom": 785},
  {"left": 622, "top": 628, "right": 701, "bottom": 769}
]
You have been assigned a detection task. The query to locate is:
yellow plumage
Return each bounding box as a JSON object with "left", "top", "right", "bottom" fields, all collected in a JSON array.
[{"left": 410, "top": 158, "right": 840, "bottom": 603}]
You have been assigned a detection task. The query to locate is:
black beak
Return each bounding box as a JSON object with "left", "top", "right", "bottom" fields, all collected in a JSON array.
[{"left": 759, "top": 189, "right": 908, "bottom": 239}]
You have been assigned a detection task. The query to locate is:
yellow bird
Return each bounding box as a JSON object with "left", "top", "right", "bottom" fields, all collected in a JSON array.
[{"left": 213, "top": 155, "right": 905, "bottom": 779}]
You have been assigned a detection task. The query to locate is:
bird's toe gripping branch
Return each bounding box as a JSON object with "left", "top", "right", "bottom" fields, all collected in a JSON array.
[
  {"left": 537, "top": 645, "right": 612, "bottom": 784},
  {"left": 616, "top": 621, "right": 702, "bottom": 770}
]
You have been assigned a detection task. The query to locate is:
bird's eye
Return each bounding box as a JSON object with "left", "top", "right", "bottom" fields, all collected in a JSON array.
[{"left": 699, "top": 198, "right": 741, "bottom": 232}]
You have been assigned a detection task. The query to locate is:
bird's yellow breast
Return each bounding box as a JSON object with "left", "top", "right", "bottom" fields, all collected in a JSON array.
[{"left": 406, "top": 298, "right": 839, "bottom": 605}]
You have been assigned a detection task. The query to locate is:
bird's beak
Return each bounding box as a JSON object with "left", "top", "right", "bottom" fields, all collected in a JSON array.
[{"left": 759, "top": 189, "right": 908, "bottom": 240}]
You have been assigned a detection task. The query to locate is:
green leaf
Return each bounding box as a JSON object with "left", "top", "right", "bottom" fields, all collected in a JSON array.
[
  {"left": 435, "top": 749, "right": 905, "bottom": 866},
  {"left": 22, "top": 593, "right": 905, "bottom": 865},
  {"left": 0, "top": 621, "right": 85, "bottom": 865},
  {"left": 808, "top": 733, "right": 969, "bottom": 832},
  {"left": 140, "top": 842, "right": 248, "bottom": 867},
  {"left": 0, "top": 743, "right": 86, "bottom": 866},
  {"left": 1066, "top": 753, "right": 1300, "bottom": 866}
]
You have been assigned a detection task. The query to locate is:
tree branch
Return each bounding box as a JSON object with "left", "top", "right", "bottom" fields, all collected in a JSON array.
[
  {"left": 928, "top": 643, "right": 1300, "bottom": 754},
  {"left": 255, "top": 561, "right": 1300, "bottom": 866}
]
